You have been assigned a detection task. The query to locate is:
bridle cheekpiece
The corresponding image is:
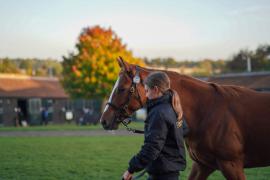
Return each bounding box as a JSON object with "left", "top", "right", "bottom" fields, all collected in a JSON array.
[{"left": 106, "top": 66, "right": 144, "bottom": 133}]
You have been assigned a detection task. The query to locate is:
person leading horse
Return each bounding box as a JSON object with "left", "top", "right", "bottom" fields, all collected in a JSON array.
[{"left": 100, "top": 57, "right": 270, "bottom": 180}]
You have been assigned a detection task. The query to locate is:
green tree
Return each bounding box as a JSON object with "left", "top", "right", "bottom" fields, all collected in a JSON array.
[
  {"left": 253, "top": 44, "right": 270, "bottom": 71},
  {"left": 227, "top": 49, "right": 253, "bottom": 72},
  {"left": 61, "top": 25, "right": 144, "bottom": 99},
  {"left": 19, "top": 59, "right": 34, "bottom": 75},
  {"left": 226, "top": 45, "right": 270, "bottom": 72},
  {"left": 0, "top": 58, "right": 20, "bottom": 73},
  {"left": 198, "top": 59, "right": 213, "bottom": 76},
  {"left": 163, "top": 57, "right": 178, "bottom": 68}
]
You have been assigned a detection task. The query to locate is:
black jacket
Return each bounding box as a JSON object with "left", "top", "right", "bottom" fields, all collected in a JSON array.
[{"left": 128, "top": 92, "right": 186, "bottom": 175}]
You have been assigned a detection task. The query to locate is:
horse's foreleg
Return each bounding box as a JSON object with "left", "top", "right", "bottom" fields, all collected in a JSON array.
[
  {"left": 217, "top": 160, "right": 246, "bottom": 180},
  {"left": 188, "top": 162, "right": 215, "bottom": 180}
]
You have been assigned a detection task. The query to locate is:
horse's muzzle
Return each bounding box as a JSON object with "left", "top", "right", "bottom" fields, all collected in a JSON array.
[{"left": 100, "top": 118, "right": 119, "bottom": 130}]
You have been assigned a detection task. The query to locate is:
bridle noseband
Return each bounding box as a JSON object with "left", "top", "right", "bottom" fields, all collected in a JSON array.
[{"left": 106, "top": 66, "right": 145, "bottom": 131}]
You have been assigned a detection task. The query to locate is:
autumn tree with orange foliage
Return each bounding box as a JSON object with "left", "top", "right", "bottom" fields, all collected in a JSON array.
[{"left": 62, "top": 25, "right": 144, "bottom": 99}]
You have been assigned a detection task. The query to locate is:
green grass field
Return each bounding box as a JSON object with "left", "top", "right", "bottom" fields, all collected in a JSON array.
[{"left": 0, "top": 135, "right": 269, "bottom": 180}]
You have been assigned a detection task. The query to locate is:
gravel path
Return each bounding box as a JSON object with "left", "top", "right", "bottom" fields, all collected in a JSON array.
[{"left": 0, "top": 130, "right": 142, "bottom": 137}]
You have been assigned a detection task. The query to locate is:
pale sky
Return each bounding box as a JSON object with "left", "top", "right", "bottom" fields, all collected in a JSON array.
[{"left": 0, "top": 0, "right": 270, "bottom": 60}]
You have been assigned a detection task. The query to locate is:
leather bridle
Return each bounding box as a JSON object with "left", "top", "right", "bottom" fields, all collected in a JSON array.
[{"left": 106, "top": 66, "right": 145, "bottom": 131}]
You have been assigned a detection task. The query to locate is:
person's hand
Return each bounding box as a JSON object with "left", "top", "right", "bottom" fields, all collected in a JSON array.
[{"left": 122, "top": 170, "right": 133, "bottom": 180}]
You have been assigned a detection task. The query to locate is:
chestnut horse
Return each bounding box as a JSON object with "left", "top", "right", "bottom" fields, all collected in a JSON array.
[{"left": 100, "top": 57, "right": 270, "bottom": 180}]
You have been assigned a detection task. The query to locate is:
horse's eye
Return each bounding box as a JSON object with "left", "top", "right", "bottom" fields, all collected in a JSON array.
[{"left": 117, "top": 88, "right": 125, "bottom": 93}]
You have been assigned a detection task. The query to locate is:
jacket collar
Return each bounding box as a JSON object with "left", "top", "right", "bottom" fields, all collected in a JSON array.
[{"left": 146, "top": 91, "right": 171, "bottom": 110}]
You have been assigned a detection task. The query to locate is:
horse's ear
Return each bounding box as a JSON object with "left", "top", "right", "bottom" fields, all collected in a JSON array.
[{"left": 117, "top": 56, "right": 130, "bottom": 72}]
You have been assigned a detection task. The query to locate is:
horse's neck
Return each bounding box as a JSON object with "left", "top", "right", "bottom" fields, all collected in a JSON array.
[
  {"left": 166, "top": 72, "right": 215, "bottom": 128},
  {"left": 139, "top": 67, "right": 213, "bottom": 126}
]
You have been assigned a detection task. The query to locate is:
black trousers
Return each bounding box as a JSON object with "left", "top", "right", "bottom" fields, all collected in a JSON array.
[{"left": 147, "top": 173, "right": 179, "bottom": 180}]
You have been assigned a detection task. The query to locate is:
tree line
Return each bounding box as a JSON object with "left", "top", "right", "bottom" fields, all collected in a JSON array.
[
  {"left": 1, "top": 44, "right": 269, "bottom": 78},
  {"left": 0, "top": 58, "right": 62, "bottom": 77},
  {"left": 144, "top": 44, "right": 270, "bottom": 76}
]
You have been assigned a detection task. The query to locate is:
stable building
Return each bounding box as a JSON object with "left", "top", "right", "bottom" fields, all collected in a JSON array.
[
  {"left": 208, "top": 72, "right": 270, "bottom": 92},
  {"left": 0, "top": 74, "right": 101, "bottom": 126}
]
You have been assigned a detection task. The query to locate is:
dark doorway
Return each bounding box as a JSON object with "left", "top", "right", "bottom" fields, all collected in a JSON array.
[{"left": 17, "top": 99, "right": 28, "bottom": 124}]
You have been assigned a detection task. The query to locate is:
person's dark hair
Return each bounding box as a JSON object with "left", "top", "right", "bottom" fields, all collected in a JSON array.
[
  {"left": 144, "top": 72, "right": 183, "bottom": 126},
  {"left": 144, "top": 71, "right": 170, "bottom": 93}
]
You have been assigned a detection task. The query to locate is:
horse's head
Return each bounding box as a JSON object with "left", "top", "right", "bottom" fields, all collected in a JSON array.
[{"left": 100, "top": 57, "right": 147, "bottom": 130}]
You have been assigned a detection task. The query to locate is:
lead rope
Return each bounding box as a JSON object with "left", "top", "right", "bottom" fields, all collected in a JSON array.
[
  {"left": 121, "top": 121, "right": 146, "bottom": 180},
  {"left": 122, "top": 121, "right": 144, "bottom": 134}
]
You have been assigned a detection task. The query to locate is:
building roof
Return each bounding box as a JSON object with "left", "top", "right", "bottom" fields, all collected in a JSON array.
[
  {"left": 0, "top": 74, "right": 69, "bottom": 98},
  {"left": 208, "top": 72, "right": 270, "bottom": 91}
]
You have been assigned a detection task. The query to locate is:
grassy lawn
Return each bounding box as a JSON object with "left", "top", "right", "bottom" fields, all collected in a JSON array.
[
  {"left": 0, "top": 121, "right": 145, "bottom": 131},
  {"left": 0, "top": 136, "right": 269, "bottom": 180}
]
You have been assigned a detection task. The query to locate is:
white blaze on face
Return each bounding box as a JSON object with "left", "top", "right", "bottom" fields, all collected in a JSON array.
[{"left": 103, "top": 77, "right": 120, "bottom": 113}]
